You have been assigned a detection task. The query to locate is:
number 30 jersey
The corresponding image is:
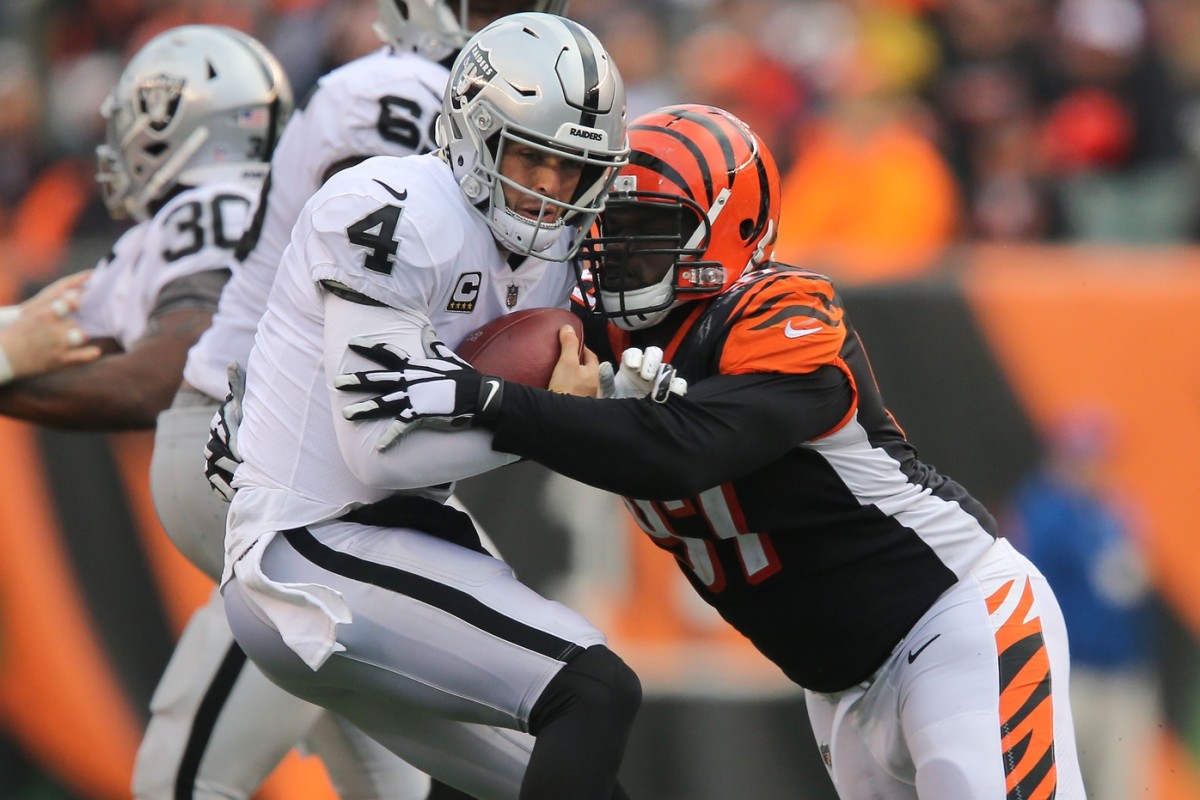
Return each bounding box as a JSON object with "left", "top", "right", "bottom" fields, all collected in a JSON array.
[
  {"left": 184, "top": 48, "right": 449, "bottom": 400},
  {"left": 76, "top": 180, "right": 258, "bottom": 348}
]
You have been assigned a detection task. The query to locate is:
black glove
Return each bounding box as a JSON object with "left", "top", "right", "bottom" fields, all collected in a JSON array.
[
  {"left": 204, "top": 361, "right": 246, "bottom": 502},
  {"left": 336, "top": 327, "right": 503, "bottom": 449}
]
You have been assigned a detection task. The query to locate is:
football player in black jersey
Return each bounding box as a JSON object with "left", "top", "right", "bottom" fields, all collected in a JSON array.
[{"left": 337, "top": 104, "right": 1086, "bottom": 799}]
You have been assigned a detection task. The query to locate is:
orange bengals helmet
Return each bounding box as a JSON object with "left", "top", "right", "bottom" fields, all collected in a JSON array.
[{"left": 579, "top": 104, "right": 781, "bottom": 330}]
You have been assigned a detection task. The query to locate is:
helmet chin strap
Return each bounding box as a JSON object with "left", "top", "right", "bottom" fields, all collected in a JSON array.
[
  {"left": 492, "top": 203, "right": 565, "bottom": 255},
  {"left": 602, "top": 266, "right": 678, "bottom": 330}
]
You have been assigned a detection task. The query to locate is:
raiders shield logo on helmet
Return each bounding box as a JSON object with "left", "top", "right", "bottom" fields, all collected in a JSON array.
[
  {"left": 453, "top": 44, "right": 496, "bottom": 103},
  {"left": 138, "top": 74, "right": 186, "bottom": 131}
]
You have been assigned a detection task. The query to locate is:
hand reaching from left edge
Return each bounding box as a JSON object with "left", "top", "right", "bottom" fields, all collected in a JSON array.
[{"left": 0, "top": 271, "right": 101, "bottom": 385}]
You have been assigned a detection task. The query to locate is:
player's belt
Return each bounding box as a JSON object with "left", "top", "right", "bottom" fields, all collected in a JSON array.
[{"left": 339, "top": 494, "right": 487, "bottom": 555}]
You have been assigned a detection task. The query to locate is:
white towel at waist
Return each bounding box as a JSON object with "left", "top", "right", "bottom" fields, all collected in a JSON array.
[{"left": 228, "top": 531, "right": 351, "bottom": 671}]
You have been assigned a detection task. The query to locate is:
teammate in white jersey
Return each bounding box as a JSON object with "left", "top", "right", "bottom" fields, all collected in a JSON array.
[
  {"left": 153, "top": 3, "right": 567, "bottom": 799},
  {"left": 0, "top": 25, "right": 355, "bottom": 800},
  {"left": 219, "top": 14, "right": 639, "bottom": 799},
  {"left": 0, "top": 26, "right": 284, "bottom": 435}
]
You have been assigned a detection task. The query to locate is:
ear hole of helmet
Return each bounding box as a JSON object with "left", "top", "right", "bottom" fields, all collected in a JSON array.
[{"left": 739, "top": 218, "right": 754, "bottom": 240}]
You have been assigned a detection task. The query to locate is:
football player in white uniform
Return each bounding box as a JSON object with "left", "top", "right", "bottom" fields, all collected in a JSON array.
[
  {"left": 219, "top": 13, "right": 639, "bottom": 799},
  {"left": 0, "top": 26, "right": 385, "bottom": 800},
  {"left": 0, "top": 25, "right": 294, "bottom": 794},
  {"left": 0, "top": 25, "right": 285, "bottom": 435},
  {"left": 151, "top": 2, "right": 566, "bottom": 799}
]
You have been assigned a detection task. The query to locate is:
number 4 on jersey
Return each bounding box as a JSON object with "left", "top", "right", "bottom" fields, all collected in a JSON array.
[{"left": 346, "top": 204, "right": 402, "bottom": 274}]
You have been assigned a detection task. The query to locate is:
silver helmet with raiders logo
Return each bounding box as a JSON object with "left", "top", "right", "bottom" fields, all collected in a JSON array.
[
  {"left": 96, "top": 25, "right": 292, "bottom": 221},
  {"left": 435, "top": 12, "right": 628, "bottom": 259}
]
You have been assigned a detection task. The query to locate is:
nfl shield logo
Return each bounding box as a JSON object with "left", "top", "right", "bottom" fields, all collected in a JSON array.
[
  {"left": 505, "top": 285, "right": 519, "bottom": 308},
  {"left": 819, "top": 744, "right": 832, "bottom": 769}
]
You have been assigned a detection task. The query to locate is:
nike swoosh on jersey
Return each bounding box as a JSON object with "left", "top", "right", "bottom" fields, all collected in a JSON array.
[
  {"left": 480, "top": 378, "right": 502, "bottom": 412},
  {"left": 784, "top": 320, "right": 822, "bottom": 339},
  {"left": 372, "top": 179, "right": 408, "bottom": 202},
  {"left": 907, "top": 633, "right": 941, "bottom": 664}
]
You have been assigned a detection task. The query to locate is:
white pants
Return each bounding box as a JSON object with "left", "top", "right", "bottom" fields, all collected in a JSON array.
[
  {"left": 805, "top": 538, "right": 1085, "bottom": 799},
  {"left": 223, "top": 516, "right": 609, "bottom": 799},
  {"left": 139, "top": 397, "right": 431, "bottom": 799}
]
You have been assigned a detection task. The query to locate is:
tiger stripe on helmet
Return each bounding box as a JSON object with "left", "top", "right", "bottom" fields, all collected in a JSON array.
[
  {"left": 987, "top": 577, "right": 1059, "bottom": 800},
  {"left": 587, "top": 104, "right": 781, "bottom": 329},
  {"left": 631, "top": 106, "right": 769, "bottom": 239},
  {"left": 622, "top": 105, "right": 778, "bottom": 285},
  {"left": 627, "top": 150, "right": 694, "bottom": 201}
]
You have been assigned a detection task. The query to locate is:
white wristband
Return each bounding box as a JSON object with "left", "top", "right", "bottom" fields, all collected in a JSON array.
[
  {"left": 0, "top": 343, "right": 13, "bottom": 385},
  {"left": 0, "top": 306, "right": 20, "bottom": 330}
]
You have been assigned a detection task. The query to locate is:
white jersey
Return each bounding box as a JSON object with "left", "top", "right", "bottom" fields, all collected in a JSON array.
[
  {"left": 226, "top": 152, "right": 577, "bottom": 571},
  {"left": 224, "top": 154, "right": 577, "bottom": 667},
  {"left": 76, "top": 180, "right": 258, "bottom": 348},
  {"left": 183, "top": 48, "right": 449, "bottom": 400}
]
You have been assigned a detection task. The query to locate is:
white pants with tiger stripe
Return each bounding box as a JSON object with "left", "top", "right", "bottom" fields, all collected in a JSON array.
[
  {"left": 139, "top": 396, "right": 432, "bottom": 799},
  {"left": 805, "top": 538, "right": 1085, "bottom": 799}
]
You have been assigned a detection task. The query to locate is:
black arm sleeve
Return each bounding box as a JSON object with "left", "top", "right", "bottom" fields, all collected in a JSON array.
[{"left": 487, "top": 366, "right": 853, "bottom": 500}]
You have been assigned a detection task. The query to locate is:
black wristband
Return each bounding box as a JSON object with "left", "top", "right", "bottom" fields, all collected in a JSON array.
[
  {"left": 451, "top": 365, "right": 482, "bottom": 408},
  {"left": 473, "top": 375, "right": 505, "bottom": 427}
]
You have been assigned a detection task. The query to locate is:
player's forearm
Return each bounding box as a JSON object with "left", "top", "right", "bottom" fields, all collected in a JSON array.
[
  {"left": 0, "top": 308, "right": 208, "bottom": 429},
  {"left": 0, "top": 353, "right": 181, "bottom": 429},
  {"left": 485, "top": 369, "right": 854, "bottom": 500},
  {"left": 324, "top": 293, "right": 522, "bottom": 487},
  {"left": 482, "top": 380, "right": 784, "bottom": 499},
  {"left": 340, "top": 421, "right": 520, "bottom": 489}
]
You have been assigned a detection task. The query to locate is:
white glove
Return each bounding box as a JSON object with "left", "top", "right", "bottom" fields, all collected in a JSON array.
[{"left": 597, "top": 346, "right": 687, "bottom": 403}]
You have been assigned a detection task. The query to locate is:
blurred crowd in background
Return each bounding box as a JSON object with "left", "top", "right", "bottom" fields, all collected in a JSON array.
[
  {"left": 0, "top": 2, "right": 1189, "bottom": 798},
  {"left": 5, "top": 0, "right": 1200, "bottom": 288}
]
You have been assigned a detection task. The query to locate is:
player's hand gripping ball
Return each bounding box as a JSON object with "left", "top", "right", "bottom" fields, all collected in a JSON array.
[{"left": 455, "top": 307, "right": 583, "bottom": 388}]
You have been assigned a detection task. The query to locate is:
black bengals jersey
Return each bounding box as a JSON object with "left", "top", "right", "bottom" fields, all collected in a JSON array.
[{"left": 488, "top": 263, "right": 997, "bottom": 692}]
